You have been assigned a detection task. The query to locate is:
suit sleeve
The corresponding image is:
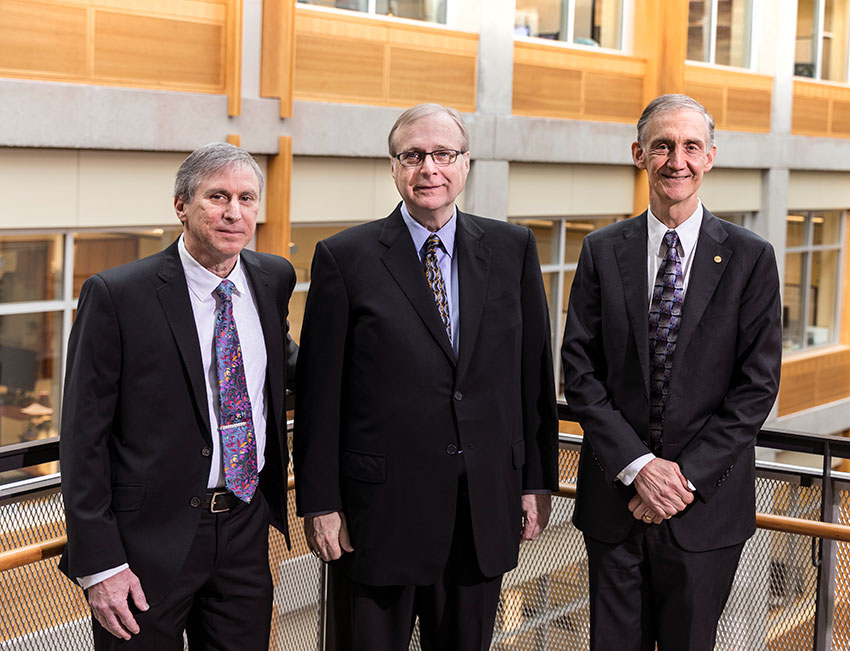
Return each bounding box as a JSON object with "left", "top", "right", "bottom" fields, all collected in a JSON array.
[
  {"left": 676, "top": 241, "right": 782, "bottom": 502},
  {"left": 519, "top": 229, "right": 560, "bottom": 491},
  {"left": 284, "top": 261, "right": 298, "bottom": 393},
  {"left": 293, "top": 241, "right": 349, "bottom": 516},
  {"left": 59, "top": 274, "right": 128, "bottom": 579},
  {"left": 562, "top": 237, "right": 653, "bottom": 483}
]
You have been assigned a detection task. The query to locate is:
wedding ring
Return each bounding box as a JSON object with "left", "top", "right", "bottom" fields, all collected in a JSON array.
[
  {"left": 642, "top": 512, "right": 654, "bottom": 522},
  {"left": 310, "top": 548, "right": 321, "bottom": 559}
]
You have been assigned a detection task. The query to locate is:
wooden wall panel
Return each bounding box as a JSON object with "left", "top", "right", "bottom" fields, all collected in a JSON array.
[
  {"left": 293, "top": 7, "right": 478, "bottom": 110},
  {"left": 0, "top": 1, "right": 88, "bottom": 76},
  {"left": 512, "top": 41, "right": 648, "bottom": 123},
  {"left": 257, "top": 136, "right": 292, "bottom": 260},
  {"left": 684, "top": 64, "right": 772, "bottom": 132},
  {"left": 94, "top": 11, "right": 224, "bottom": 87},
  {"left": 791, "top": 79, "right": 850, "bottom": 138},
  {"left": 260, "top": 0, "right": 296, "bottom": 118},
  {"left": 0, "top": 0, "right": 234, "bottom": 97},
  {"left": 778, "top": 348, "right": 850, "bottom": 416}
]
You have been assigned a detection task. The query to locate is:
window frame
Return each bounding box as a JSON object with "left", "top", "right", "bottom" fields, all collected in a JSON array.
[
  {"left": 795, "top": 0, "right": 850, "bottom": 82},
  {"left": 296, "top": 0, "right": 452, "bottom": 25},
  {"left": 514, "top": 0, "right": 628, "bottom": 52},
  {"left": 687, "top": 0, "right": 756, "bottom": 70}
]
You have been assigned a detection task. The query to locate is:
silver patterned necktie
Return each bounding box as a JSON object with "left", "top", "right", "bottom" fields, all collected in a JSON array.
[
  {"left": 648, "top": 230, "right": 684, "bottom": 451},
  {"left": 423, "top": 234, "right": 452, "bottom": 342}
]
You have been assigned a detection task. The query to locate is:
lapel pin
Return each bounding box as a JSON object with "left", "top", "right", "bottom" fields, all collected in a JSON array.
[{"left": 714, "top": 255, "right": 722, "bottom": 263}]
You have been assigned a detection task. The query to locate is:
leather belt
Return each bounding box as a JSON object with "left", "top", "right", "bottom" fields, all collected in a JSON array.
[{"left": 202, "top": 489, "right": 240, "bottom": 513}]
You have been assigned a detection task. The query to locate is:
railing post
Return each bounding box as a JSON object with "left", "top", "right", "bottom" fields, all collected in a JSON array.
[{"left": 813, "top": 444, "right": 836, "bottom": 651}]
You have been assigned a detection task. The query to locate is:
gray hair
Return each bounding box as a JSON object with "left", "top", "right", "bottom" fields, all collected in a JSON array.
[
  {"left": 388, "top": 104, "right": 470, "bottom": 156},
  {"left": 174, "top": 142, "right": 264, "bottom": 203},
  {"left": 637, "top": 94, "right": 715, "bottom": 148}
]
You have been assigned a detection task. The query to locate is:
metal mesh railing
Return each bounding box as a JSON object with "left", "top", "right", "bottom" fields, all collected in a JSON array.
[{"left": 3, "top": 443, "right": 850, "bottom": 650}]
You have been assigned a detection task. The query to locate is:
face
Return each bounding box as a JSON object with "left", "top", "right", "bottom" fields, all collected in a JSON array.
[
  {"left": 390, "top": 112, "right": 470, "bottom": 229},
  {"left": 631, "top": 109, "right": 716, "bottom": 218},
  {"left": 175, "top": 165, "right": 260, "bottom": 276}
]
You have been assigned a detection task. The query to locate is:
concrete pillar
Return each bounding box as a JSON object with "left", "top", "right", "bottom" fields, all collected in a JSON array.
[{"left": 464, "top": 160, "right": 510, "bottom": 220}]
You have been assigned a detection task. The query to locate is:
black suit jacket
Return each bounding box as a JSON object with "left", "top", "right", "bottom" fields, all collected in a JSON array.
[
  {"left": 293, "top": 206, "right": 559, "bottom": 586},
  {"left": 59, "top": 239, "right": 296, "bottom": 604},
  {"left": 562, "top": 208, "right": 782, "bottom": 551}
]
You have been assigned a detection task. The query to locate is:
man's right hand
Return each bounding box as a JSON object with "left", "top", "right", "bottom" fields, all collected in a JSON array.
[
  {"left": 305, "top": 511, "right": 354, "bottom": 562},
  {"left": 632, "top": 458, "right": 693, "bottom": 519},
  {"left": 86, "top": 568, "right": 149, "bottom": 640}
]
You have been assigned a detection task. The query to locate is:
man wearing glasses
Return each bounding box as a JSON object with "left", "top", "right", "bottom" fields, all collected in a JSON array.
[{"left": 294, "top": 103, "right": 559, "bottom": 649}]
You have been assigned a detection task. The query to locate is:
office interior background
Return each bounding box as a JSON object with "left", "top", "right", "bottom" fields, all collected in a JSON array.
[{"left": 2, "top": 0, "right": 850, "bottom": 649}]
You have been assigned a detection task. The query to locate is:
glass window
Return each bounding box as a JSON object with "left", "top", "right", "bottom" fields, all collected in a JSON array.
[
  {"left": 511, "top": 215, "right": 622, "bottom": 395},
  {"left": 0, "top": 236, "right": 63, "bottom": 304},
  {"left": 795, "top": 0, "right": 850, "bottom": 81},
  {"left": 688, "top": 0, "right": 753, "bottom": 68},
  {"left": 297, "top": 0, "right": 447, "bottom": 24},
  {"left": 783, "top": 211, "right": 844, "bottom": 351},
  {"left": 514, "top": 0, "right": 624, "bottom": 49}
]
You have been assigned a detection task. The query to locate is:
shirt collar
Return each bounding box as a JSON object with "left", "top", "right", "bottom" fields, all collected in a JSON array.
[
  {"left": 647, "top": 200, "right": 703, "bottom": 258},
  {"left": 400, "top": 202, "right": 457, "bottom": 258},
  {"left": 178, "top": 233, "right": 248, "bottom": 301}
]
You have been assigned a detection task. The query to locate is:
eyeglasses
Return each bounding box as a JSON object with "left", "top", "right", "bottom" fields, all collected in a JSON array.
[{"left": 394, "top": 149, "right": 466, "bottom": 167}]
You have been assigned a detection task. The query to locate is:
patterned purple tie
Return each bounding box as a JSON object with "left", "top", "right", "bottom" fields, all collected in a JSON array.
[
  {"left": 214, "top": 279, "right": 258, "bottom": 502},
  {"left": 423, "top": 234, "right": 452, "bottom": 341},
  {"left": 648, "top": 230, "right": 684, "bottom": 451}
]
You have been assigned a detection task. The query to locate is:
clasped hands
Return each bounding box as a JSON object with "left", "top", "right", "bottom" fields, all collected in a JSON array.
[{"left": 628, "top": 458, "right": 693, "bottom": 525}]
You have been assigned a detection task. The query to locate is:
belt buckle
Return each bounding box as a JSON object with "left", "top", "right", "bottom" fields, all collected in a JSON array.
[{"left": 209, "top": 490, "right": 231, "bottom": 513}]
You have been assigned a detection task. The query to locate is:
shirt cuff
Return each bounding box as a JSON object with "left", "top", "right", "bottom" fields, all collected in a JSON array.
[
  {"left": 616, "top": 453, "right": 656, "bottom": 485},
  {"left": 78, "top": 563, "right": 129, "bottom": 590}
]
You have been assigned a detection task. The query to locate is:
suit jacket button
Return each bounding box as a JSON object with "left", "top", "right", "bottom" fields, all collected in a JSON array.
[
  {"left": 446, "top": 444, "right": 458, "bottom": 455},
  {"left": 201, "top": 447, "right": 212, "bottom": 457},
  {"left": 190, "top": 497, "right": 201, "bottom": 508},
  {"left": 453, "top": 391, "right": 463, "bottom": 401}
]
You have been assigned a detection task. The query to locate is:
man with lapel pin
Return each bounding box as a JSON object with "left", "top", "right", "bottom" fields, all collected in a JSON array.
[
  {"left": 59, "top": 143, "right": 297, "bottom": 649},
  {"left": 294, "top": 103, "right": 559, "bottom": 650},
  {"left": 561, "top": 94, "right": 782, "bottom": 650}
]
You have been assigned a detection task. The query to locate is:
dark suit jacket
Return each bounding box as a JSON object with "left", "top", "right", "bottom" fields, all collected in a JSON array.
[
  {"left": 562, "top": 208, "right": 782, "bottom": 551},
  {"left": 293, "top": 205, "right": 559, "bottom": 586},
  {"left": 59, "top": 239, "right": 296, "bottom": 604}
]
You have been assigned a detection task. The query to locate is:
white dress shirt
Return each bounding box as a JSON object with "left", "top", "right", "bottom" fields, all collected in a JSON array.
[
  {"left": 79, "top": 235, "right": 268, "bottom": 589},
  {"left": 616, "top": 202, "right": 703, "bottom": 486}
]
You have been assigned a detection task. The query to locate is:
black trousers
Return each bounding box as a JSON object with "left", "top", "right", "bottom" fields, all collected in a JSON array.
[
  {"left": 92, "top": 493, "right": 273, "bottom": 651},
  {"left": 584, "top": 521, "right": 744, "bottom": 651},
  {"left": 327, "top": 479, "right": 503, "bottom": 651}
]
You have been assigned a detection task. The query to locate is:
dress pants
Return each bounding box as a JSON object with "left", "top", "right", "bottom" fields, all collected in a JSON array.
[
  {"left": 327, "top": 477, "right": 503, "bottom": 651},
  {"left": 584, "top": 520, "right": 744, "bottom": 651},
  {"left": 92, "top": 492, "right": 273, "bottom": 651}
]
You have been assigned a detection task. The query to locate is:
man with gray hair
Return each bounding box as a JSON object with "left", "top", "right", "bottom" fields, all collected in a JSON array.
[
  {"left": 562, "top": 94, "right": 782, "bottom": 649},
  {"left": 294, "top": 103, "right": 559, "bottom": 649},
  {"left": 60, "top": 142, "right": 297, "bottom": 649}
]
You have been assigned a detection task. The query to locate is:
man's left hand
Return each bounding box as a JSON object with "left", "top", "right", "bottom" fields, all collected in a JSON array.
[{"left": 520, "top": 493, "right": 552, "bottom": 542}]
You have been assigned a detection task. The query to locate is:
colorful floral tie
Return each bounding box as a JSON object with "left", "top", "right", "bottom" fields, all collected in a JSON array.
[
  {"left": 214, "top": 279, "right": 258, "bottom": 502},
  {"left": 423, "top": 234, "right": 452, "bottom": 341},
  {"left": 648, "top": 231, "right": 684, "bottom": 451}
]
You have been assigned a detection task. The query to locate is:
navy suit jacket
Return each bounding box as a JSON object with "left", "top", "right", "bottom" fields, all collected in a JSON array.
[{"left": 562, "top": 208, "right": 782, "bottom": 551}]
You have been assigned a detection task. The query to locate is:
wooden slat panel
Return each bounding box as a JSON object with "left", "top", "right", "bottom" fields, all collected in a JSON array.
[
  {"left": 792, "top": 95, "right": 831, "bottom": 136},
  {"left": 512, "top": 63, "right": 582, "bottom": 118},
  {"left": 584, "top": 72, "right": 644, "bottom": 121},
  {"left": 0, "top": 0, "right": 88, "bottom": 76},
  {"left": 686, "top": 82, "right": 725, "bottom": 124},
  {"left": 726, "top": 88, "right": 771, "bottom": 131},
  {"left": 294, "top": 34, "right": 385, "bottom": 103},
  {"left": 778, "top": 348, "right": 850, "bottom": 416},
  {"left": 832, "top": 101, "right": 850, "bottom": 137},
  {"left": 93, "top": 10, "right": 224, "bottom": 88},
  {"left": 388, "top": 47, "right": 475, "bottom": 112},
  {"left": 93, "top": 0, "right": 226, "bottom": 22}
]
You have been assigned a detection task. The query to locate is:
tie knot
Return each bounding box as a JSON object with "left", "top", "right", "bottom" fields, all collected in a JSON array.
[
  {"left": 423, "top": 234, "right": 442, "bottom": 256},
  {"left": 663, "top": 230, "right": 679, "bottom": 251},
  {"left": 215, "top": 279, "right": 236, "bottom": 301}
]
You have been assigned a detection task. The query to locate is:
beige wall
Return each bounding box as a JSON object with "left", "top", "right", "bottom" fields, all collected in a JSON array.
[
  {"left": 700, "top": 168, "right": 762, "bottom": 212},
  {"left": 0, "top": 148, "right": 268, "bottom": 229},
  {"left": 788, "top": 170, "right": 850, "bottom": 210}
]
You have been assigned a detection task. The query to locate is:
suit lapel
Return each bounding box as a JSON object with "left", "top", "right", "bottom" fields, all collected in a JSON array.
[
  {"left": 380, "top": 207, "right": 456, "bottom": 364},
  {"left": 242, "top": 251, "right": 284, "bottom": 432},
  {"left": 155, "top": 241, "right": 211, "bottom": 441},
  {"left": 456, "top": 212, "right": 489, "bottom": 382},
  {"left": 614, "top": 213, "right": 650, "bottom": 399},
  {"left": 674, "top": 209, "right": 731, "bottom": 363}
]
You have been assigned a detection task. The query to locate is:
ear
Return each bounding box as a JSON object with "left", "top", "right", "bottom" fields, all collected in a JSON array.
[
  {"left": 461, "top": 151, "right": 470, "bottom": 174},
  {"left": 631, "top": 141, "right": 646, "bottom": 170},
  {"left": 174, "top": 196, "right": 187, "bottom": 224},
  {"left": 704, "top": 145, "right": 717, "bottom": 173}
]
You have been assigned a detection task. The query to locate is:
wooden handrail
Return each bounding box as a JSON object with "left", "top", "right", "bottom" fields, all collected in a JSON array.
[{"left": 2, "top": 480, "right": 847, "bottom": 574}]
